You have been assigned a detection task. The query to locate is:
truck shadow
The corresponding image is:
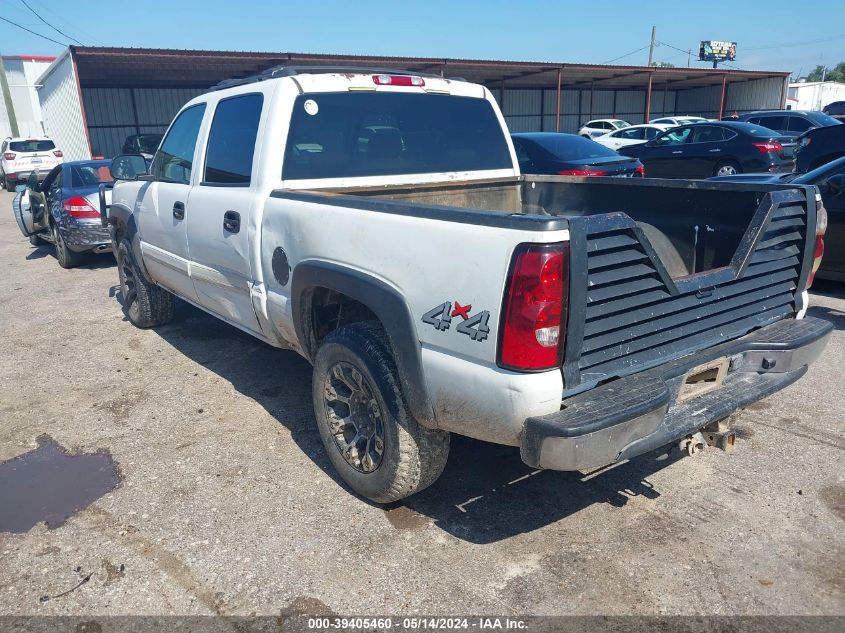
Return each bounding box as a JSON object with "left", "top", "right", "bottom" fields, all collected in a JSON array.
[{"left": 149, "top": 300, "right": 685, "bottom": 544}]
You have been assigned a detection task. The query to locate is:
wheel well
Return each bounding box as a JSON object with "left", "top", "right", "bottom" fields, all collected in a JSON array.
[{"left": 303, "top": 287, "right": 381, "bottom": 356}]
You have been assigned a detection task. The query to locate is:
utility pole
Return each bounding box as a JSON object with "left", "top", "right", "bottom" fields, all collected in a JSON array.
[
  {"left": 0, "top": 51, "right": 20, "bottom": 138},
  {"left": 647, "top": 26, "right": 656, "bottom": 66},
  {"left": 688, "top": 49, "right": 691, "bottom": 67}
]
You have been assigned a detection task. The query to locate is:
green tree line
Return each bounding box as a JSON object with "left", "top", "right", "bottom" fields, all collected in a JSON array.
[{"left": 806, "top": 63, "right": 845, "bottom": 83}]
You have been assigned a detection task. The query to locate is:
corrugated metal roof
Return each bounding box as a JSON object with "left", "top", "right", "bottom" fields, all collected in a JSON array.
[{"left": 65, "top": 46, "right": 790, "bottom": 91}]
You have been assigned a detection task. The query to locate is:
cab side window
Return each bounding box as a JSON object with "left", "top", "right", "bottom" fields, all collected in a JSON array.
[
  {"left": 151, "top": 104, "right": 207, "bottom": 184},
  {"left": 204, "top": 94, "right": 263, "bottom": 185}
]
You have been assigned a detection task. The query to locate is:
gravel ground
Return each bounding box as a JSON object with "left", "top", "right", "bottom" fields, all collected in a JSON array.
[{"left": 0, "top": 188, "right": 842, "bottom": 618}]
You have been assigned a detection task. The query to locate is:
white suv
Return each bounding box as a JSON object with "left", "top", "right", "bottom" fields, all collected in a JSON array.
[
  {"left": 577, "top": 119, "right": 631, "bottom": 139},
  {"left": 1, "top": 137, "right": 63, "bottom": 190}
]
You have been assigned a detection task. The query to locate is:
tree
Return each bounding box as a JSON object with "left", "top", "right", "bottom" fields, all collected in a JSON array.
[
  {"left": 650, "top": 61, "right": 675, "bottom": 68},
  {"left": 806, "top": 63, "right": 845, "bottom": 83}
]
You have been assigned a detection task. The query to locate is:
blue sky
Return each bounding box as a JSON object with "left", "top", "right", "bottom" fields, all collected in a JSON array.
[{"left": 1, "top": 0, "right": 843, "bottom": 78}]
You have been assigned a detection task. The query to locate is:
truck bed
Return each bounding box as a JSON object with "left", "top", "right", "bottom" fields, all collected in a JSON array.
[{"left": 294, "top": 175, "right": 816, "bottom": 393}]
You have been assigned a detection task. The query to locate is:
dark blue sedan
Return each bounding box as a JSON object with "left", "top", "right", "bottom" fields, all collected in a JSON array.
[
  {"left": 13, "top": 160, "right": 113, "bottom": 268},
  {"left": 511, "top": 133, "right": 645, "bottom": 177}
]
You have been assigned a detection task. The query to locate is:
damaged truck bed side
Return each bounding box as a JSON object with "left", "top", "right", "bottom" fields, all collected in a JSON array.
[{"left": 102, "top": 67, "right": 832, "bottom": 503}]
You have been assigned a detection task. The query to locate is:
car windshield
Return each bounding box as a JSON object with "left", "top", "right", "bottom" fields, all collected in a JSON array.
[
  {"left": 528, "top": 134, "right": 619, "bottom": 160},
  {"left": 283, "top": 92, "right": 513, "bottom": 180},
  {"left": 71, "top": 164, "right": 114, "bottom": 187},
  {"left": 806, "top": 112, "right": 842, "bottom": 127},
  {"left": 9, "top": 140, "right": 55, "bottom": 152},
  {"left": 134, "top": 135, "right": 163, "bottom": 153},
  {"left": 613, "top": 121, "right": 631, "bottom": 129}
]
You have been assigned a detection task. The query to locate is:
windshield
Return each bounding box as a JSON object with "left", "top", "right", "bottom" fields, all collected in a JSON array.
[
  {"left": 9, "top": 140, "right": 55, "bottom": 152},
  {"left": 529, "top": 134, "right": 620, "bottom": 160},
  {"left": 613, "top": 121, "right": 631, "bottom": 129},
  {"left": 134, "top": 135, "right": 163, "bottom": 154},
  {"left": 283, "top": 93, "right": 513, "bottom": 180},
  {"left": 71, "top": 164, "right": 114, "bottom": 188},
  {"left": 806, "top": 112, "right": 842, "bottom": 127}
]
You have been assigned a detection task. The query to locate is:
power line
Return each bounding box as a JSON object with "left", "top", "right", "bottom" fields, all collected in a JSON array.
[
  {"left": 0, "top": 14, "right": 67, "bottom": 46},
  {"left": 603, "top": 44, "right": 651, "bottom": 65},
  {"left": 20, "top": 0, "right": 83, "bottom": 45}
]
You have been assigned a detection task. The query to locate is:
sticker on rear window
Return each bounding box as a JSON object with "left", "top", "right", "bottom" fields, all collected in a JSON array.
[{"left": 303, "top": 99, "right": 318, "bottom": 116}]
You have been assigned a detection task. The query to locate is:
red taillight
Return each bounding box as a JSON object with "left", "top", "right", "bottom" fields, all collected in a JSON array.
[
  {"left": 808, "top": 204, "right": 827, "bottom": 287},
  {"left": 53, "top": 150, "right": 63, "bottom": 158},
  {"left": 635, "top": 164, "right": 645, "bottom": 177},
  {"left": 752, "top": 141, "right": 783, "bottom": 153},
  {"left": 372, "top": 74, "right": 425, "bottom": 87},
  {"left": 558, "top": 168, "right": 608, "bottom": 176},
  {"left": 3, "top": 152, "right": 15, "bottom": 160},
  {"left": 499, "top": 243, "right": 569, "bottom": 371},
  {"left": 63, "top": 196, "right": 100, "bottom": 219}
]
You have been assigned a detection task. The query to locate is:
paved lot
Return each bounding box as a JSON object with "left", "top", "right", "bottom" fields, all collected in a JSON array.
[{"left": 0, "top": 188, "right": 843, "bottom": 617}]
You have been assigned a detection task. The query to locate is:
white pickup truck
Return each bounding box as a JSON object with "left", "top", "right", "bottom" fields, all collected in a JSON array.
[{"left": 97, "top": 67, "right": 832, "bottom": 503}]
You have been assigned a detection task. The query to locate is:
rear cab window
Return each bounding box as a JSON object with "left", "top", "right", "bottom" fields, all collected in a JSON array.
[{"left": 282, "top": 93, "right": 513, "bottom": 180}]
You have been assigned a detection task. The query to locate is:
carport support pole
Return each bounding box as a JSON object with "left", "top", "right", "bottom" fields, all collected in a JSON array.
[
  {"left": 0, "top": 52, "right": 19, "bottom": 137},
  {"left": 644, "top": 72, "right": 653, "bottom": 123},
  {"left": 555, "top": 69, "right": 562, "bottom": 132},
  {"left": 718, "top": 74, "right": 727, "bottom": 119}
]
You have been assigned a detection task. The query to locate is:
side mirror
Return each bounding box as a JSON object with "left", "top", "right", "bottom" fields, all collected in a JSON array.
[
  {"left": 825, "top": 173, "right": 845, "bottom": 196},
  {"left": 110, "top": 154, "right": 148, "bottom": 181},
  {"left": 26, "top": 172, "right": 40, "bottom": 191}
]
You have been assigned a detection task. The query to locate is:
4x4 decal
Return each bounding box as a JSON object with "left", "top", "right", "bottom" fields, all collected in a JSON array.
[{"left": 421, "top": 301, "right": 490, "bottom": 342}]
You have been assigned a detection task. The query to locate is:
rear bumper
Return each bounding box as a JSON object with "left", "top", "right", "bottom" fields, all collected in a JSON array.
[
  {"left": 521, "top": 316, "right": 832, "bottom": 471},
  {"left": 60, "top": 222, "right": 112, "bottom": 252}
]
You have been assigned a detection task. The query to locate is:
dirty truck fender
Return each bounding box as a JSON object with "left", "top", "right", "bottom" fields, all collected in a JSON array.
[
  {"left": 107, "top": 202, "right": 153, "bottom": 283},
  {"left": 290, "top": 260, "right": 435, "bottom": 426}
]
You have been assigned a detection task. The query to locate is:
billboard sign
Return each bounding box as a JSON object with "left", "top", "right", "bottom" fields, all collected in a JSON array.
[{"left": 699, "top": 41, "right": 737, "bottom": 62}]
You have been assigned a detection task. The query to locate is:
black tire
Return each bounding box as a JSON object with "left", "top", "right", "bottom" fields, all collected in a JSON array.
[
  {"left": 312, "top": 322, "right": 450, "bottom": 503},
  {"left": 116, "top": 238, "right": 175, "bottom": 328},
  {"left": 51, "top": 222, "right": 85, "bottom": 268},
  {"left": 4, "top": 176, "right": 14, "bottom": 191},
  {"left": 28, "top": 234, "right": 41, "bottom": 246},
  {"left": 713, "top": 160, "right": 742, "bottom": 177}
]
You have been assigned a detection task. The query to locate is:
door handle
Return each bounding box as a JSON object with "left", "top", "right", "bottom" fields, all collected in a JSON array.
[
  {"left": 671, "top": 150, "right": 683, "bottom": 154},
  {"left": 223, "top": 210, "right": 241, "bottom": 234},
  {"left": 173, "top": 201, "right": 185, "bottom": 220}
]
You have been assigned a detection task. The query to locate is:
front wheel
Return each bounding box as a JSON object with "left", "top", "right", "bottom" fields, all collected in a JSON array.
[
  {"left": 28, "top": 234, "right": 41, "bottom": 246},
  {"left": 116, "top": 238, "right": 175, "bottom": 328},
  {"left": 312, "top": 322, "right": 450, "bottom": 503},
  {"left": 714, "top": 160, "right": 741, "bottom": 177}
]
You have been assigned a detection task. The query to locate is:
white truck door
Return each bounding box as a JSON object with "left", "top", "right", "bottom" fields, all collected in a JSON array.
[
  {"left": 185, "top": 93, "right": 263, "bottom": 334},
  {"left": 138, "top": 103, "right": 206, "bottom": 304}
]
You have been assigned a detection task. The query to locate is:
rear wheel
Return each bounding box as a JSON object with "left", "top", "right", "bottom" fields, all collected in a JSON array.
[
  {"left": 52, "top": 222, "right": 84, "bottom": 268},
  {"left": 312, "top": 322, "right": 450, "bottom": 503},
  {"left": 116, "top": 238, "right": 175, "bottom": 328},
  {"left": 3, "top": 176, "right": 14, "bottom": 191},
  {"left": 714, "top": 160, "right": 741, "bottom": 177}
]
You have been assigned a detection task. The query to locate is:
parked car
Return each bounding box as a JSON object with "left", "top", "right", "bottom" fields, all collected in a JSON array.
[
  {"left": 1, "top": 137, "right": 63, "bottom": 190},
  {"left": 620, "top": 121, "right": 796, "bottom": 178},
  {"left": 511, "top": 132, "right": 644, "bottom": 177},
  {"left": 101, "top": 67, "right": 829, "bottom": 503},
  {"left": 12, "top": 159, "right": 113, "bottom": 268},
  {"left": 736, "top": 110, "right": 840, "bottom": 137},
  {"left": 577, "top": 119, "right": 631, "bottom": 139},
  {"left": 795, "top": 123, "right": 845, "bottom": 173},
  {"left": 823, "top": 101, "right": 845, "bottom": 122},
  {"left": 593, "top": 123, "right": 674, "bottom": 150},
  {"left": 121, "top": 133, "right": 164, "bottom": 160},
  {"left": 710, "top": 156, "right": 845, "bottom": 282},
  {"left": 649, "top": 116, "right": 708, "bottom": 126}
]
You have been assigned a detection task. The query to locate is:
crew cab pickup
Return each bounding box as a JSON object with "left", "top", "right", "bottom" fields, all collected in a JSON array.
[{"left": 102, "top": 67, "right": 832, "bottom": 503}]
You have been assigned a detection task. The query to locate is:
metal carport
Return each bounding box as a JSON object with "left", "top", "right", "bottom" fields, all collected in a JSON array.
[{"left": 37, "top": 46, "right": 790, "bottom": 160}]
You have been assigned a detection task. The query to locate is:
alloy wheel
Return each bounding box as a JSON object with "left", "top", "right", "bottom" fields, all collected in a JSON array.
[
  {"left": 322, "top": 361, "right": 385, "bottom": 473},
  {"left": 717, "top": 164, "right": 738, "bottom": 176}
]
